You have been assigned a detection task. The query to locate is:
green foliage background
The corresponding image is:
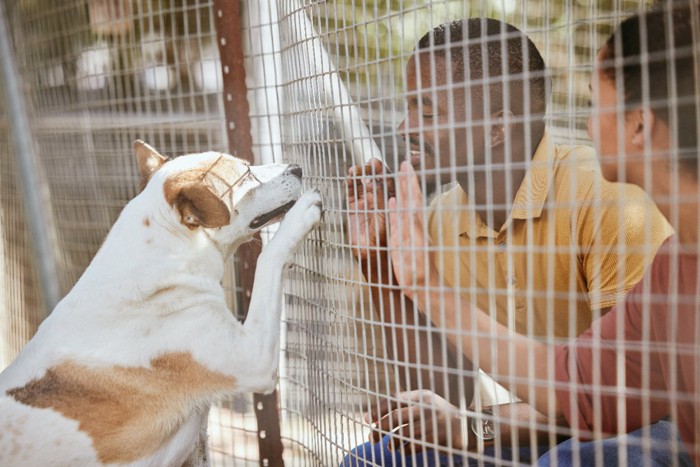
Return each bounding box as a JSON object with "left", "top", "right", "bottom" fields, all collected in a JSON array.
[{"left": 305, "top": 0, "right": 652, "bottom": 131}]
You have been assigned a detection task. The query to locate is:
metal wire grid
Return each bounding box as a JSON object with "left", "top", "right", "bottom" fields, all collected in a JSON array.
[
  {"left": 0, "top": 0, "right": 235, "bottom": 353},
  {"left": 0, "top": 1, "right": 258, "bottom": 463},
  {"left": 261, "top": 0, "right": 684, "bottom": 466},
  {"left": 1, "top": 0, "right": 697, "bottom": 466}
]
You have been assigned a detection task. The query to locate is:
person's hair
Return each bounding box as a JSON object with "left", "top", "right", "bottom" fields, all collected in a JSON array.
[
  {"left": 600, "top": 1, "right": 700, "bottom": 169},
  {"left": 416, "top": 18, "right": 551, "bottom": 133}
]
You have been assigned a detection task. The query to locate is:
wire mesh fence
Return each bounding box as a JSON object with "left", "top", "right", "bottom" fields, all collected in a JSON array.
[{"left": 1, "top": 0, "right": 699, "bottom": 466}]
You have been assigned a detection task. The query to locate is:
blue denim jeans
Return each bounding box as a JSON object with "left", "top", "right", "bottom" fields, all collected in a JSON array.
[
  {"left": 340, "top": 434, "right": 542, "bottom": 466},
  {"left": 537, "top": 419, "right": 692, "bottom": 467},
  {"left": 341, "top": 419, "right": 690, "bottom": 466}
]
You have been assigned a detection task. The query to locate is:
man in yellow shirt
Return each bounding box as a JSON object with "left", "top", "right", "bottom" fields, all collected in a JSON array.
[
  {"left": 430, "top": 133, "right": 664, "bottom": 341},
  {"left": 344, "top": 17, "right": 672, "bottom": 466},
  {"left": 429, "top": 132, "right": 670, "bottom": 411}
]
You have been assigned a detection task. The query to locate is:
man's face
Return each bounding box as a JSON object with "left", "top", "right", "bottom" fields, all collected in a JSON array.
[
  {"left": 588, "top": 48, "right": 672, "bottom": 214},
  {"left": 399, "top": 52, "right": 486, "bottom": 194}
]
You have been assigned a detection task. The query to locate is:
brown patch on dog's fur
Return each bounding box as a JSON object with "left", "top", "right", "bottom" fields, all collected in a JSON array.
[
  {"left": 7, "top": 353, "right": 235, "bottom": 464},
  {"left": 143, "top": 217, "right": 150, "bottom": 227},
  {"left": 163, "top": 169, "right": 231, "bottom": 229}
]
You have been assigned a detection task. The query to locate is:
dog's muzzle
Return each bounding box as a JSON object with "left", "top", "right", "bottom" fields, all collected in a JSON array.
[
  {"left": 249, "top": 200, "right": 297, "bottom": 229},
  {"left": 248, "top": 165, "right": 302, "bottom": 229}
]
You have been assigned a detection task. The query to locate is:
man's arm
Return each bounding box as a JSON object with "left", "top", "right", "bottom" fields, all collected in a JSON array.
[
  {"left": 362, "top": 249, "right": 569, "bottom": 451},
  {"left": 359, "top": 251, "right": 476, "bottom": 407},
  {"left": 387, "top": 161, "right": 560, "bottom": 416},
  {"left": 365, "top": 391, "right": 569, "bottom": 453},
  {"left": 349, "top": 161, "right": 560, "bottom": 443},
  {"left": 346, "top": 158, "right": 475, "bottom": 406}
]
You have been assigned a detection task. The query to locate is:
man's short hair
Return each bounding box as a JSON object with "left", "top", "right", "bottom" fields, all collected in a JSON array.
[{"left": 417, "top": 18, "right": 551, "bottom": 118}]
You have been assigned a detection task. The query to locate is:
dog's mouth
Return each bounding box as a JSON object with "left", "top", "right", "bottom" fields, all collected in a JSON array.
[{"left": 249, "top": 200, "right": 296, "bottom": 229}]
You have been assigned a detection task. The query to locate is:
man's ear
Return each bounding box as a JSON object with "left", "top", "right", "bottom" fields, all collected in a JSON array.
[
  {"left": 629, "top": 108, "right": 655, "bottom": 148},
  {"left": 134, "top": 140, "right": 168, "bottom": 190},
  {"left": 489, "top": 110, "right": 514, "bottom": 147}
]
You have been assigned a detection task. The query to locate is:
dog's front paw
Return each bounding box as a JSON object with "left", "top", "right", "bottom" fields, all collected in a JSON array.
[
  {"left": 268, "top": 189, "right": 322, "bottom": 257},
  {"left": 290, "top": 188, "right": 323, "bottom": 226}
]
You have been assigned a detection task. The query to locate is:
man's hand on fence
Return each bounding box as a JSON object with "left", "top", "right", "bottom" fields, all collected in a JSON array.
[
  {"left": 365, "top": 389, "right": 467, "bottom": 452},
  {"left": 345, "top": 158, "right": 395, "bottom": 261},
  {"left": 387, "top": 160, "right": 442, "bottom": 309}
]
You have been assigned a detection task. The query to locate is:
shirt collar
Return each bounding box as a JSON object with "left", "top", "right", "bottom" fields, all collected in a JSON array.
[{"left": 450, "top": 188, "right": 498, "bottom": 239}]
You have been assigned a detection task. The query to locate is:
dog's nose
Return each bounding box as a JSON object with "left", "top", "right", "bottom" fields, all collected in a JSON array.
[{"left": 287, "top": 164, "right": 302, "bottom": 179}]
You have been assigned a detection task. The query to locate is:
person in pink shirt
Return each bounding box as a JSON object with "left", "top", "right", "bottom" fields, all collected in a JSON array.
[{"left": 381, "top": 1, "right": 700, "bottom": 465}]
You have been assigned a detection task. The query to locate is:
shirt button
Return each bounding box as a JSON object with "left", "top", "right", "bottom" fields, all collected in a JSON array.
[
  {"left": 499, "top": 242, "right": 507, "bottom": 250},
  {"left": 509, "top": 276, "right": 517, "bottom": 286}
]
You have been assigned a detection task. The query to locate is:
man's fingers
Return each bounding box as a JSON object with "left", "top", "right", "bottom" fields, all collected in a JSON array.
[
  {"left": 375, "top": 406, "right": 414, "bottom": 448},
  {"left": 367, "top": 398, "right": 415, "bottom": 443},
  {"left": 365, "top": 395, "right": 406, "bottom": 424},
  {"left": 386, "top": 407, "right": 442, "bottom": 452},
  {"left": 365, "top": 157, "right": 387, "bottom": 176},
  {"left": 365, "top": 159, "right": 396, "bottom": 198},
  {"left": 394, "top": 417, "right": 437, "bottom": 453},
  {"left": 377, "top": 406, "right": 412, "bottom": 433},
  {"left": 373, "top": 391, "right": 428, "bottom": 440},
  {"left": 347, "top": 158, "right": 386, "bottom": 178},
  {"left": 346, "top": 177, "right": 387, "bottom": 208},
  {"left": 396, "top": 160, "right": 423, "bottom": 206},
  {"left": 345, "top": 175, "right": 358, "bottom": 199},
  {"left": 347, "top": 158, "right": 395, "bottom": 200},
  {"left": 366, "top": 391, "right": 458, "bottom": 452},
  {"left": 365, "top": 398, "right": 390, "bottom": 423},
  {"left": 345, "top": 164, "right": 366, "bottom": 199}
]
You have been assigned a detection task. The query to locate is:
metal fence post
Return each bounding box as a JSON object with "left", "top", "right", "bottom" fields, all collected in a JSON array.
[
  {"left": 0, "top": 1, "right": 61, "bottom": 315},
  {"left": 212, "top": 1, "right": 285, "bottom": 466}
]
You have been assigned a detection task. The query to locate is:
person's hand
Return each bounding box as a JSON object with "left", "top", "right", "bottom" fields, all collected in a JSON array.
[
  {"left": 387, "top": 161, "right": 442, "bottom": 307},
  {"left": 345, "top": 158, "right": 395, "bottom": 260},
  {"left": 365, "top": 390, "right": 467, "bottom": 453}
]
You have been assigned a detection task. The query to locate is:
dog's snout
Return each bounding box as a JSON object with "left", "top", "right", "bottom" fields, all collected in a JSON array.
[{"left": 287, "top": 165, "right": 302, "bottom": 179}]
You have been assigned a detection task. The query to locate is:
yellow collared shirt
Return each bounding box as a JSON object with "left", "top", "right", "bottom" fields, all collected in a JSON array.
[{"left": 428, "top": 133, "right": 673, "bottom": 405}]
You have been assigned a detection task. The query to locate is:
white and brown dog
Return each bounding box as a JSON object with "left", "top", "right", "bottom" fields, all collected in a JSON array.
[{"left": 0, "top": 141, "right": 322, "bottom": 466}]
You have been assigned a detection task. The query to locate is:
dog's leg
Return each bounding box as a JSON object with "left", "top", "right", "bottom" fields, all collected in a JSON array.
[
  {"left": 182, "top": 406, "right": 211, "bottom": 467},
  {"left": 237, "top": 189, "right": 322, "bottom": 393},
  {"left": 265, "top": 188, "right": 322, "bottom": 264}
]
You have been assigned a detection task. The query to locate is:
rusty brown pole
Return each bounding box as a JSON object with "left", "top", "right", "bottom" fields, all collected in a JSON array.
[{"left": 212, "top": 1, "right": 285, "bottom": 466}]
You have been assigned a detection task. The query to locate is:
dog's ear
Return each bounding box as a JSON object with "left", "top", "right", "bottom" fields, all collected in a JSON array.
[
  {"left": 171, "top": 183, "right": 231, "bottom": 229},
  {"left": 135, "top": 140, "right": 168, "bottom": 190}
]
